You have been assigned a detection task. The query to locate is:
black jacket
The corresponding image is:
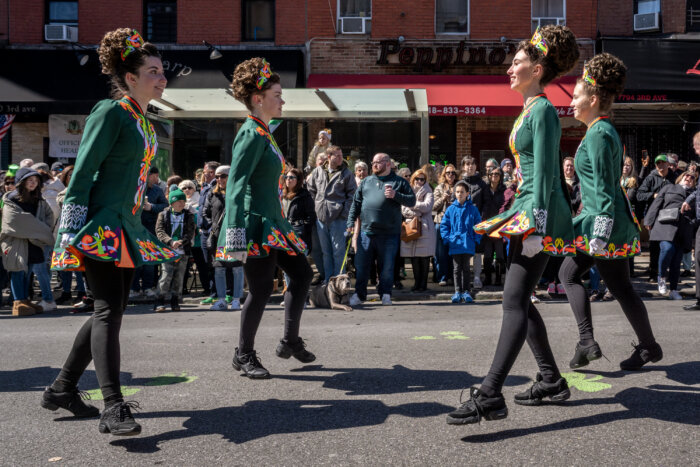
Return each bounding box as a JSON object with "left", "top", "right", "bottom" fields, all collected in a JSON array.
[
  {"left": 636, "top": 170, "right": 674, "bottom": 212},
  {"left": 644, "top": 184, "right": 695, "bottom": 250},
  {"left": 202, "top": 189, "right": 226, "bottom": 251},
  {"left": 155, "top": 207, "right": 196, "bottom": 255},
  {"left": 463, "top": 173, "right": 488, "bottom": 214},
  {"left": 481, "top": 183, "right": 506, "bottom": 220},
  {"left": 141, "top": 184, "right": 167, "bottom": 234},
  {"left": 286, "top": 188, "right": 316, "bottom": 253}
]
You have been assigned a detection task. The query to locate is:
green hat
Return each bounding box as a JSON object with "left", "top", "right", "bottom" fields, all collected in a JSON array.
[
  {"left": 654, "top": 154, "right": 668, "bottom": 164},
  {"left": 169, "top": 188, "right": 186, "bottom": 204},
  {"left": 6, "top": 164, "right": 19, "bottom": 177}
]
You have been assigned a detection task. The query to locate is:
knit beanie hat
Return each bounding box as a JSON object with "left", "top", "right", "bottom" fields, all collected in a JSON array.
[
  {"left": 500, "top": 158, "right": 513, "bottom": 169},
  {"left": 215, "top": 165, "right": 230, "bottom": 176},
  {"left": 169, "top": 188, "right": 186, "bottom": 204}
]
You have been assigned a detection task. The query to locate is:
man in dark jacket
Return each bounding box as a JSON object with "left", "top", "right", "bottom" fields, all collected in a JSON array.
[
  {"left": 307, "top": 145, "right": 357, "bottom": 282},
  {"left": 681, "top": 165, "right": 700, "bottom": 309},
  {"left": 346, "top": 153, "right": 416, "bottom": 306},
  {"left": 636, "top": 154, "right": 675, "bottom": 281},
  {"left": 154, "top": 189, "right": 195, "bottom": 311},
  {"left": 131, "top": 166, "right": 168, "bottom": 298},
  {"left": 460, "top": 156, "right": 487, "bottom": 288},
  {"left": 197, "top": 161, "right": 220, "bottom": 303}
]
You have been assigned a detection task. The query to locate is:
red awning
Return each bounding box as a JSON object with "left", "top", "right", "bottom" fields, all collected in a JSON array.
[{"left": 307, "top": 74, "right": 576, "bottom": 117}]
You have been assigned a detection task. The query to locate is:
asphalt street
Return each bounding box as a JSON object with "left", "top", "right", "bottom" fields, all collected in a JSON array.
[{"left": 1, "top": 297, "right": 698, "bottom": 465}]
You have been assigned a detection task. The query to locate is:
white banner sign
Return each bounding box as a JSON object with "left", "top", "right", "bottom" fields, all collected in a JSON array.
[{"left": 49, "top": 114, "right": 87, "bottom": 158}]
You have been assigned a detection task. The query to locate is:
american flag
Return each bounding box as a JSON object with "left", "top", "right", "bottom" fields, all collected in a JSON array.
[{"left": 0, "top": 114, "right": 15, "bottom": 142}]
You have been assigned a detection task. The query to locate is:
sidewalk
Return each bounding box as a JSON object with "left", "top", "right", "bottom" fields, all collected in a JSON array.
[{"left": 166, "top": 251, "right": 696, "bottom": 306}]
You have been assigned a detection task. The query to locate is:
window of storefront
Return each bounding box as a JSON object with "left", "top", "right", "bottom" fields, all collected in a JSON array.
[
  {"left": 337, "top": 0, "right": 372, "bottom": 34},
  {"left": 144, "top": 1, "right": 177, "bottom": 43},
  {"left": 46, "top": 1, "right": 78, "bottom": 25},
  {"left": 687, "top": 0, "right": 700, "bottom": 31},
  {"left": 428, "top": 116, "right": 456, "bottom": 166},
  {"left": 325, "top": 120, "right": 421, "bottom": 170},
  {"left": 436, "top": 0, "right": 469, "bottom": 34},
  {"left": 242, "top": 0, "right": 275, "bottom": 41},
  {"left": 636, "top": 0, "right": 660, "bottom": 14},
  {"left": 531, "top": 0, "right": 565, "bottom": 32}
]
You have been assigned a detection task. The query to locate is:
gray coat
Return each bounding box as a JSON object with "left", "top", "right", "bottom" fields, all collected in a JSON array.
[
  {"left": 307, "top": 162, "right": 357, "bottom": 224},
  {"left": 0, "top": 194, "right": 55, "bottom": 272},
  {"left": 644, "top": 184, "right": 695, "bottom": 249}
]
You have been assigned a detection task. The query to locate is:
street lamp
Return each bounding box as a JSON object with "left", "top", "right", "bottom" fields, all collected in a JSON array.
[{"left": 202, "top": 40, "right": 222, "bottom": 60}]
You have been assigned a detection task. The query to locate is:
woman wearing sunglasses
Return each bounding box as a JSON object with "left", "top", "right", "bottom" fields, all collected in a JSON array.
[
  {"left": 400, "top": 169, "right": 436, "bottom": 292},
  {"left": 433, "top": 164, "right": 458, "bottom": 286},
  {"left": 559, "top": 53, "right": 663, "bottom": 372}
]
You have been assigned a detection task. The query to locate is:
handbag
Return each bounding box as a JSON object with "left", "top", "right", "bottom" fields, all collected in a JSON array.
[
  {"left": 658, "top": 207, "right": 679, "bottom": 224},
  {"left": 401, "top": 216, "right": 422, "bottom": 242}
]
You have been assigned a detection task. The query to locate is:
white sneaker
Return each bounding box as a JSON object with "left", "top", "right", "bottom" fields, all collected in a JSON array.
[
  {"left": 37, "top": 300, "right": 57, "bottom": 312},
  {"left": 128, "top": 290, "right": 142, "bottom": 299},
  {"left": 381, "top": 294, "right": 392, "bottom": 305},
  {"left": 145, "top": 288, "right": 158, "bottom": 299},
  {"left": 657, "top": 277, "right": 668, "bottom": 295},
  {"left": 530, "top": 293, "right": 541, "bottom": 304},
  {"left": 349, "top": 293, "right": 362, "bottom": 307},
  {"left": 209, "top": 299, "right": 228, "bottom": 311},
  {"left": 473, "top": 277, "right": 483, "bottom": 289},
  {"left": 668, "top": 290, "right": 682, "bottom": 300},
  {"left": 230, "top": 298, "right": 241, "bottom": 310}
]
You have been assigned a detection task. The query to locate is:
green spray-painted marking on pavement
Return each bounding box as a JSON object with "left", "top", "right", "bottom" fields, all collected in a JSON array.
[
  {"left": 562, "top": 372, "right": 612, "bottom": 393},
  {"left": 412, "top": 331, "right": 470, "bottom": 341},
  {"left": 85, "top": 386, "right": 142, "bottom": 401},
  {"left": 440, "top": 331, "right": 470, "bottom": 340},
  {"left": 84, "top": 372, "right": 198, "bottom": 400},
  {"left": 145, "top": 372, "right": 198, "bottom": 386}
]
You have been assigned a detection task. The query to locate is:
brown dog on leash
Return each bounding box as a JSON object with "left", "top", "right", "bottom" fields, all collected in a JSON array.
[{"left": 309, "top": 274, "right": 352, "bottom": 311}]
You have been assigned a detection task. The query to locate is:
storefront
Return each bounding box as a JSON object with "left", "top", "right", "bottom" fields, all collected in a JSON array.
[
  {"left": 305, "top": 38, "right": 595, "bottom": 172},
  {"left": 602, "top": 38, "right": 700, "bottom": 162}
]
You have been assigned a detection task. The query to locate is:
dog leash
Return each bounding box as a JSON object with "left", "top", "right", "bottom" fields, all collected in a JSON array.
[{"left": 339, "top": 236, "right": 352, "bottom": 275}]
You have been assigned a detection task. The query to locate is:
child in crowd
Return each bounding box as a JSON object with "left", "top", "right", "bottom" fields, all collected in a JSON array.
[
  {"left": 440, "top": 181, "right": 481, "bottom": 303},
  {"left": 154, "top": 189, "right": 195, "bottom": 312}
]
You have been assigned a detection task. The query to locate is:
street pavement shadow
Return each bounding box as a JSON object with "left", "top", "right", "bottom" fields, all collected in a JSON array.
[
  {"left": 111, "top": 399, "right": 454, "bottom": 452},
  {"left": 576, "top": 360, "right": 700, "bottom": 384},
  {"left": 275, "top": 364, "right": 530, "bottom": 395},
  {"left": 461, "top": 362, "right": 700, "bottom": 443}
]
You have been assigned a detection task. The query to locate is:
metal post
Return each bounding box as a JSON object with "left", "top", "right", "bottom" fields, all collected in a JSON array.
[{"left": 420, "top": 112, "right": 429, "bottom": 166}]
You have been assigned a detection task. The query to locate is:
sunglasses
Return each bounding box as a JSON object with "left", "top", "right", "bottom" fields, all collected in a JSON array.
[
  {"left": 4, "top": 181, "right": 15, "bottom": 185},
  {"left": 182, "top": 186, "right": 195, "bottom": 190},
  {"left": 445, "top": 171, "right": 456, "bottom": 175},
  {"left": 215, "top": 174, "right": 228, "bottom": 179},
  {"left": 490, "top": 173, "right": 502, "bottom": 177},
  {"left": 284, "top": 175, "right": 297, "bottom": 180},
  {"left": 415, "top": 178, "right": 426, "bottom": 182}
]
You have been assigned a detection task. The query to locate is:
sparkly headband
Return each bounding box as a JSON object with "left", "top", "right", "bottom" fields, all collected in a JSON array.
[
  {"left": 121, "top": 30, "right": 145, "bottom": 61},
  {"left": 529, "top": 26, "right": 549, "bottom": 56},
  {"left": 582, "top": 67, "right": 597, "bottom": 87},
  {"left": 256, "top": 59, "right": 272, "bottom": 89}
]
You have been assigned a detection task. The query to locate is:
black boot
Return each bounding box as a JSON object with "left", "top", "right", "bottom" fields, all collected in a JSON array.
[
  {"left": 446, "top": 388, "right": 508, "bottom": 425},
  {"left": 620, "top": 342, "right": 663, "bottom": 370},
  {"left": 170, "top": 295, "right": 180, "bottom": 311},
  {"left": 569, "top": 341, "right": 602, "bottom": 369},
  {"left": 276, "top": 337, "right": 316, "bottom": 363},
  {"left": 98, "top": 401, "right": 141, "bottom": 436},
  {"left": 483, "top": 262, "right": 493, "bottom": 286},
  {"left": 55, "top": 291, "right": 73, "bottom": 305},
  {"left": 41, "top": 386, "right": 100, "bottom": 418},
  {"left": 232, "top": 348, "right": 270, "bottom": 379},
  {"left": 514, "top": 373, "right": 571, "bottom": 405}
]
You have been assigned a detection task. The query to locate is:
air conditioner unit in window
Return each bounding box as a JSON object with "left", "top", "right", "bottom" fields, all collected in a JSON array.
[
  {"left": 633, "top": 12, "right": 659, "bottom": 31},
  {"left": 339, "top": 17, "right": 369, "bottom": 34},
  {"left": 44, "top": 24, "right": 78, "bottom": 42}
]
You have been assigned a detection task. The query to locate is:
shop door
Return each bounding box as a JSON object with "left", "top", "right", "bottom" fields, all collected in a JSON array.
[{"left": 471, "top": 131, "right": 510, "bottom": 172}]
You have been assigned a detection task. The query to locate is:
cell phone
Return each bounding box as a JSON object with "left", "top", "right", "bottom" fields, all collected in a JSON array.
[{"left": 642, "top": 150, "right": 649, "bottom": 159}]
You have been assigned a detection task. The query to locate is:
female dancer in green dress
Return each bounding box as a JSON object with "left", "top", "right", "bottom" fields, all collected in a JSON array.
[
  {"left": 42, "top": 28, "right": 177, "bottom": 436},
  {"left": 447, "top": 25, "right": 580, "bottom": 425},
  {"left": 559, "top": 53, "right": 662, "bottom": 371},
  {"left": 216, "top": 58, "right": 313, "bottom": 379}
]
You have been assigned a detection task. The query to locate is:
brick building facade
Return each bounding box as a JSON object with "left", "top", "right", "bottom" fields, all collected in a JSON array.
[{"left": 1, "top": 1, "right": 698, "bottom": 173}]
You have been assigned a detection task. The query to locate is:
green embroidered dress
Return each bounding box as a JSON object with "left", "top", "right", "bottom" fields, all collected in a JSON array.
[
  {"left": 474, "top": 94, "right": 575, "bottom": 256},
  {"left": 573, "top": 117, "right": 641, "bottom": 258},
  {"left": 216, "top": 116, "right": 307, "bottom": 260},
  {"left": 51, "top": 97, "right": 179, "bottom": 271}
]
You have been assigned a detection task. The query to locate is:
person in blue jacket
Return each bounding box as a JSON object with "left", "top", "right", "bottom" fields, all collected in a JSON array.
[{"left": 440, "top": 181, "right": 482, "bottom": 303}]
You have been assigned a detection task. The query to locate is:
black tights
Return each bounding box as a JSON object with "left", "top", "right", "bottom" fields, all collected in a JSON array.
[
  {"left": 410, "top": 256, "right": 430, "bottom": 290},
  {"left": 481, "top": 236, "right": 561, "bottom": 395},
  {"left": 239, "top": 249, "right": 313, "bottom": 354},
  {"left": 559, "top": 255, "right": 656, "bottom": 346},
  {"left": 53, "top": 258, "right": 134, "bottom": 404}
]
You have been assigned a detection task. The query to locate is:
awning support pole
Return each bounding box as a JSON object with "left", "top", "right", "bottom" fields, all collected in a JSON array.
[
  {"left": 315, "top": 89, "right": 338, "bottom": 111},
  {"left": 420, "top": 112, "right": 429, "bottom": 166},
  {"left": 404, "top": 89, "right": 416, "bottom": 112}
]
